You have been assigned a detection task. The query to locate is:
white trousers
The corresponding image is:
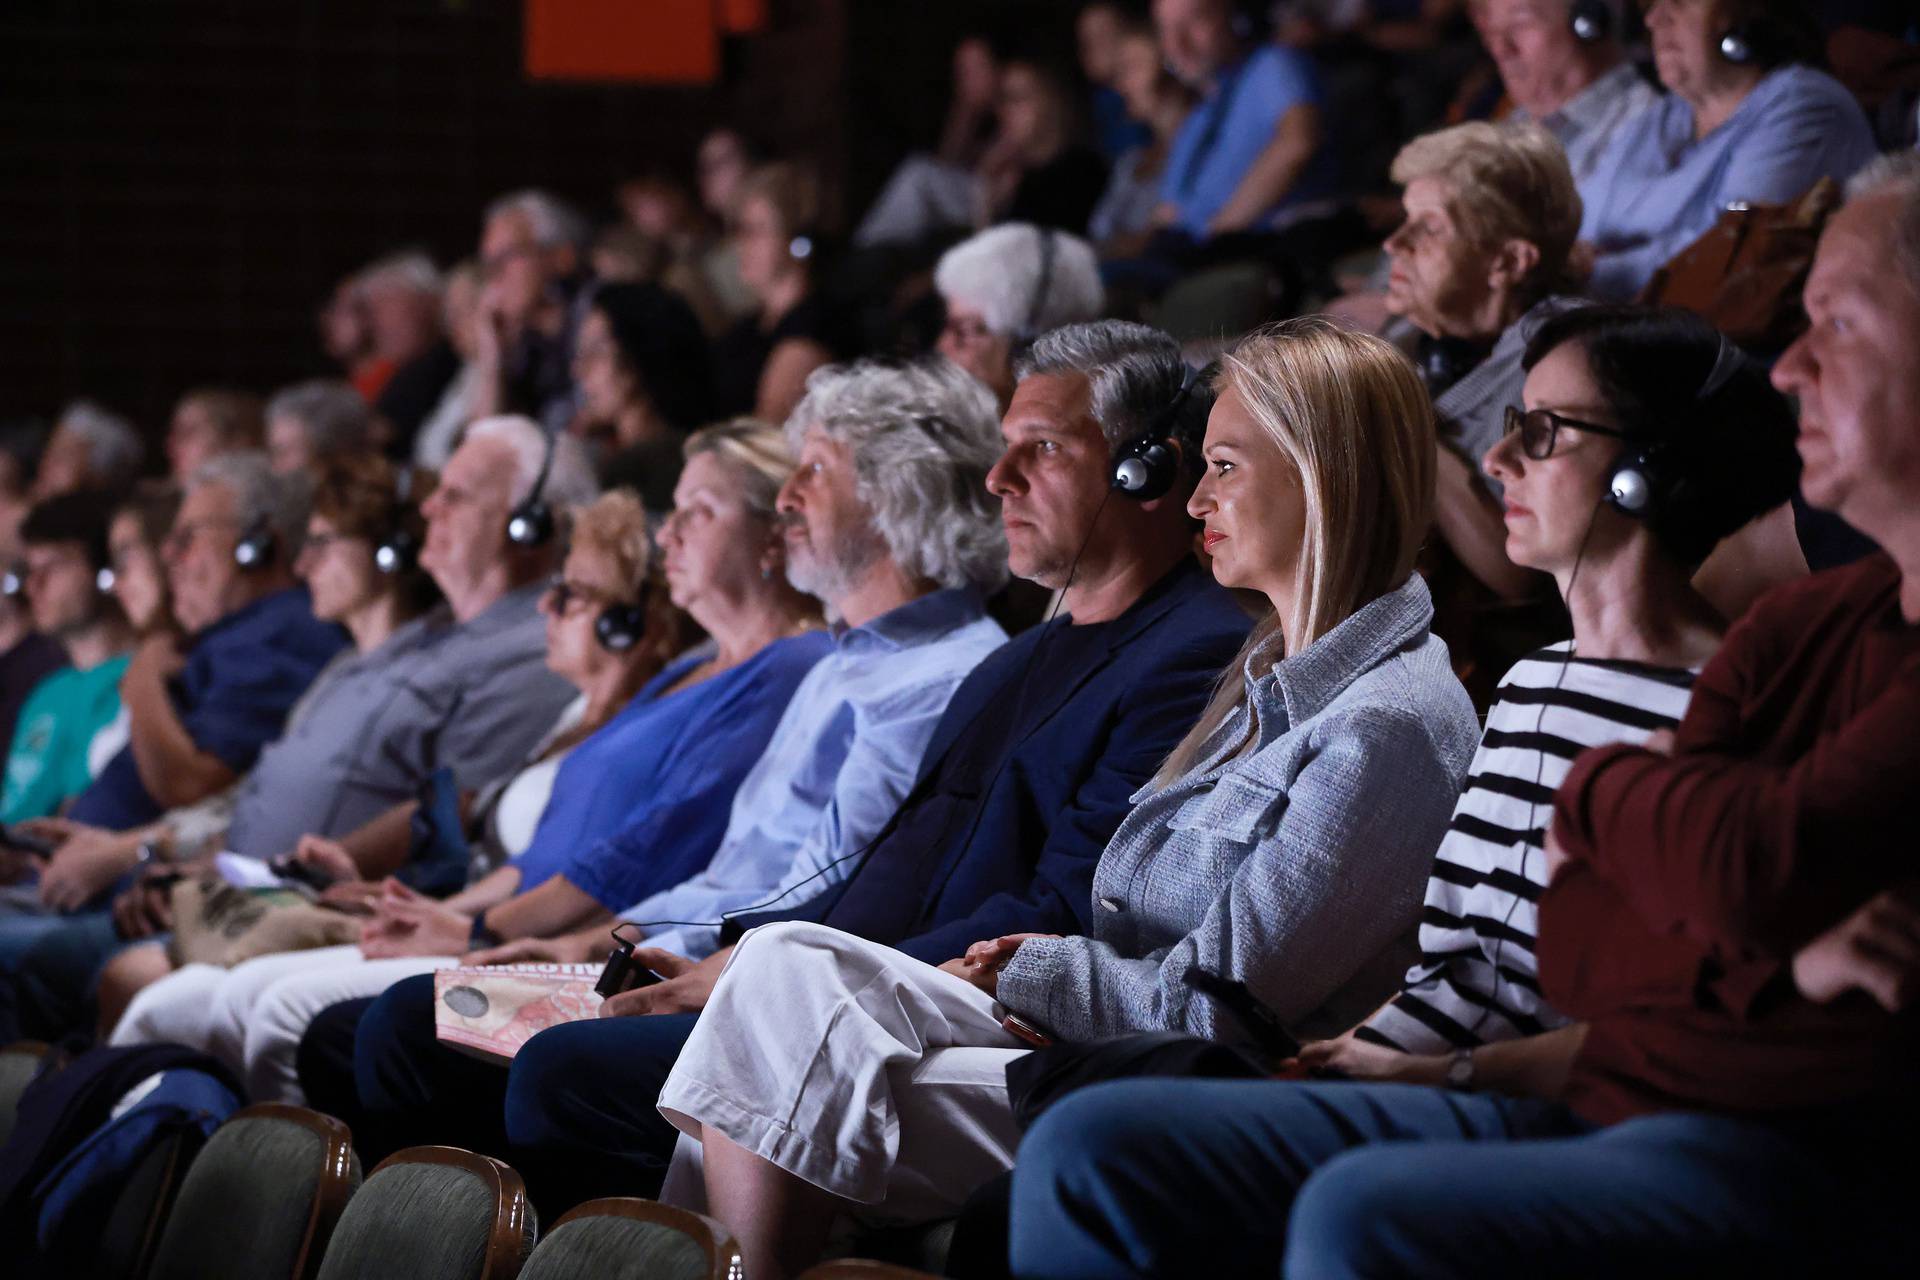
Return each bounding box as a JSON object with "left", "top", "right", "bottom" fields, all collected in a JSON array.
[
  {"left": 657, "top": 921, "right": 1029, "bottom": 1224},
  {"left": 110, "top": 945, "right": 454, "bottom": 1103}
]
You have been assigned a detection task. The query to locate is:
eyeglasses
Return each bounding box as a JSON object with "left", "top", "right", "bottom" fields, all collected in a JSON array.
[
  {"left": 1502, "top": 405, "right": 1640, "bottom": 461},
  {"left": 544, "top": 576, "right": 622, "bottom": 615}
]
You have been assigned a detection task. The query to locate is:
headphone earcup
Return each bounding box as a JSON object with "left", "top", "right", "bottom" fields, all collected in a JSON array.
[
  {"left": 234, "top": 526, "right": 274, "bottom": 570},
  {"left": 506, "top": 501, "right": 554, "bottom": 548},
  {"left": 1111, "top": 437, "right": 1180, "bottom": 502},
  {"left": 1569, "top": 0, "right": 1610, "bottom": 43},
  {"left": 594, "top": 603, "right": 645, "bottom": 653},
  {"left": 1718, "top": 25, "right": 1754, "bottom": 65},
  {"left": 374, "top": 530, "right": 418, "bottom": 576},
  {"left": 1606, "top": 449, "right": 1658, "bottom": 517}
]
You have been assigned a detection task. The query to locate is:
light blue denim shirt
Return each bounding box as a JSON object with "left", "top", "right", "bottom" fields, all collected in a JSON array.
[
  {"left": 997, "top": 573, "right": 1479, "bottom": 1044},
  {"left": 625, "top": 587, "right": 1006, "bottom": 957},
  {"left": 1580, "top": 64, "right": 1878, "bottom": 301}
]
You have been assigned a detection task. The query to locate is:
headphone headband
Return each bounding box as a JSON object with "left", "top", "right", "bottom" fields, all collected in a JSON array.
[
  {"left": 1020, "top": 227, "right": 1059, "bottom": 341},
  {"left": 506, "top": 429, "right": 558, "bottom": 548}
]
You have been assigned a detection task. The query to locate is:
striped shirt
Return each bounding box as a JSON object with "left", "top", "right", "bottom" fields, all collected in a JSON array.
[{"left": 1358, "top": 644, "right": 1695, "bottom": 1054}]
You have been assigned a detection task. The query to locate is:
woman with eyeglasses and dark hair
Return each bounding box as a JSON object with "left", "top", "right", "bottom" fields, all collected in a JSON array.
[{"left": 1002, "top": 303, "right": 1805, "bottom": 1279}]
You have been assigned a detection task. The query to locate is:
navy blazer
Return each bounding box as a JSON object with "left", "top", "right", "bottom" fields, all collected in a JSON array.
[{"left": 725, "top": 557, "right": 1253, "bottom": 966}]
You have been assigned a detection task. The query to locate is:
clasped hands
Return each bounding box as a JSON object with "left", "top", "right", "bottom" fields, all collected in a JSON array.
[{"left": 937, "top": 932, "right": 1060, "bottom": 997}]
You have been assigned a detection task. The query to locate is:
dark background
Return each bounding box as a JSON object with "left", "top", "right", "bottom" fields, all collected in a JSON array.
[{"left": 0, "top": 0, "right": 1068, "bottom": 434}]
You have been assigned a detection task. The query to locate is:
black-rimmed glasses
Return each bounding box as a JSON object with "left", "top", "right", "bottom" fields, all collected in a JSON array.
[{"left": 1503, "top": 405, "right": 1640, "bottom": 461}]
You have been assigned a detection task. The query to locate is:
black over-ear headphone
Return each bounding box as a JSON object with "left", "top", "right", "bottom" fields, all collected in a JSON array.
[
  {"left": 1606, "top": 334, "right": 1743, "bottom": 517},
  {"left": 233, "top": 517, "right": 275, "bottom": 571},
  {"left": 593, "top": 582, "right": 648, "bottom": 653},
  {"left": 1715, "top": 3, "right": 1787, "bottom": 67},
  {"left": 1111, "top": 364, "right": 1200, "bottom": 503},
  {"left": 506, "top": 430, "right": 557, "bottom": 548},
  {"left": 1569, "top": 0, "right": 1613, "bottom": 43},
  {"left": 1019, "top": 228, "right": 1059, "bottom": 344},
  {"left": 374, "top": 464, "right": 421, "bottom": 576}
]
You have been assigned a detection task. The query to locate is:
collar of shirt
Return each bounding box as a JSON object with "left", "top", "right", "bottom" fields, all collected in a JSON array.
[
  {"left": 1537, "top": 61, "right": 1646, "bottom": 138},
  {"left": 1242, "top": 571, "right": 1438, "bottom": 730},
  {"left": 456, "top": 580, "right": 549, "bottom": 639},
  {"left": 831, "top": 586, "right": 989, "bottom": 657}
]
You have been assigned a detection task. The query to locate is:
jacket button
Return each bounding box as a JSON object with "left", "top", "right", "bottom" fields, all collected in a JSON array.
[{"left": 1098, "top": 896, "right": 1124, "bottom": 913}]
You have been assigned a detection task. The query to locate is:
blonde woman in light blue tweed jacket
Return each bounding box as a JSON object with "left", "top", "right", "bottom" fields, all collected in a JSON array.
[{"left": 656, "top": 319, "right": 1481, "bottom": 1280}]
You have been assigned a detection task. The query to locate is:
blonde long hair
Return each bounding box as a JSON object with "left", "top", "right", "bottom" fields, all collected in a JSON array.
[{"left": 1155, "top": 319, "right": 1436, "bottom": 784}]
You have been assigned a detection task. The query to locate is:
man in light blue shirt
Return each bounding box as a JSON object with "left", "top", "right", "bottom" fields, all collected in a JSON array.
[
  {"left": 465, "top": 355, "right": 1011, "bottom": 968},
  {"left": 1578, "top": 16, "right": 1878, "bottom": 301},
  {"left": 1154, "top": 0, "right": 1332, "bottom": 238}
]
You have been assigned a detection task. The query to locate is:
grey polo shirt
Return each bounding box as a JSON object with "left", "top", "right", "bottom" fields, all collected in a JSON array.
[{"left": 224, "top": 582, "right": 573, "bottom": 859}]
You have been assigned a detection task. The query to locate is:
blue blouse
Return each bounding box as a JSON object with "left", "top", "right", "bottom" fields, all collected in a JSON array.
[{"left": 509, "top": 631, "right": 832, "bottom": 909}]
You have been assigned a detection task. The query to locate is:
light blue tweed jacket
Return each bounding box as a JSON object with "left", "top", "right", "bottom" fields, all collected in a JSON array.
[{"left": 995, "top": 573, "right": 1478, "bottom": 1045}]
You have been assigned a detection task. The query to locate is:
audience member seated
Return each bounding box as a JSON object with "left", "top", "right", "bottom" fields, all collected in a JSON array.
[
  {"left": 469, "top": 189, "right": 592, "bottom": 433},
  {"left": 313, "top": 320, "right": 1252, "bottom": 1210},
  {"left": 263, "top": 380, "right": 376, "bottom": 476},
  {"left": 1152, "top": 0, "right": 1333, "bottom": 244},
  {"left": 355, "top": 252, "right": 462, "bottom": 454},
  {"left": 657, "top": 318, "right": 1481, "bottom": 1280},
  {"left": 32, "top": 401, "right": 144, "bottom": 500},
  {"left": 1078, "top": 1, "right": 1157, "bottom": 161},
  {"left": 190, "top": 359, "right": 1014, "bottom": 1108},
  {"left": 857, "top": 53, "right": 1109, "bottom": 249},
  {"left": 319, "top": 271, "right": 392, "bottom": 403},
  {"left": 411, "top": 260, "right": 484, "bottom": 471},
  {"left": 1089, "top": 19, "right": 1200, "bottom": 254},
  {"left": 81, "top": 483, "right": 184, "bottom": 776},
  {"left": 1295, "top": 304, "right": 1800, "bottom": 1086},
  {"left": 569, "top": 282, "right": 715, "bottom": 511},
  {"left": 2, "top": 494, "right": 135, "bottom": 823},
  {"left": 487, "top": 358, "right": 1010, "bottom": 975},
  {"left": 1579, "top": 0, "right": 1878, "bottom": 301},
  {"left": 1005, "top": 156, "right": 1920, "bottom": 1276},
  {"left": 1474, "top": 0, "right": 1660, "bottom": 189},
  {"left": 713, "top": 164, "right": 844, "bottom": 423},
  {"left": 0, "top": 580, "right": 67, "bottom": 816},
  {"left": 1379, "top": 120, "right": 1581, "bottom": 695},
  {"left": 691, "top": 127, "right": 766, "bottom": 323},
  {"left": 611, "top": 174, "right": 736, "bottom": 335},
  {"left": 934, "top": 224, "right": 1106, "bottom": 405},
  {"left": 165, "top": 387, "right": 266, "bottom": 481},
  {"left": 0, "top": 453, "right": 348, "bottom": 1037},
  {"left": 107, "top": 488, "right": 684, "bottom": 1099}
]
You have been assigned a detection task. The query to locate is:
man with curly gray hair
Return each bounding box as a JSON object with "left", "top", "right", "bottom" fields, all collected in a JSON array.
[{"left": 782, "top": 356, "right": 1009, "bottom": 606}]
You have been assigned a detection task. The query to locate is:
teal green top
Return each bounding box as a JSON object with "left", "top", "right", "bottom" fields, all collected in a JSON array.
[{"left": 2, "top": 654, "right": 130, "bottom": 822}]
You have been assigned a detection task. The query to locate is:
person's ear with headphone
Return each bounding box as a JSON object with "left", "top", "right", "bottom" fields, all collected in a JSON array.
[
  {"left": 161, "top": 453, "right": 304, "bottom": 636},
  {"left": 1482, "top": 304, "right": 1803, "bottom": 613},
  {"left": 935, "top": 224, "right": 1106, "bottom": 407},
  {"left": 538, "top": 491, "right": 670, "bottom": 717},
  {"left": 16, "top": 488, "right": 133, "bottom": 668},
  {"left": 421, "top": 417, "right": 593, "bottom": 624},
  {"left": 295, "top": 455, "right": 441, "bottom": 653},
  {"left": 1640, "top": 0, "right": 1825, "bottom": 127}
]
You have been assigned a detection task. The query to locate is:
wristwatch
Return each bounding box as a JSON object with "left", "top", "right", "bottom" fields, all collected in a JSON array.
[{"left": 1445, "top": 1047, "right": 1477, "bottom": 1091}]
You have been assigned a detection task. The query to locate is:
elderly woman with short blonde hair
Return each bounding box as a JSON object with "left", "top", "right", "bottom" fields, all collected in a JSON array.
[{"left": 1379, "top": 119, "right": 1585, "bottom": 695}]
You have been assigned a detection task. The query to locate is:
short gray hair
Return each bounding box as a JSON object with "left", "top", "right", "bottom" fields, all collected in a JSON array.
[
  {"left": 484, "top": 189, "right": 589, "bottom": 252},
  {"left": 787, "top": 358, "right": 1009, "bottom": 593},
  {"left": 56, "top": 400, "right": 144, "bottom": 489},
  {"left": 935, "top": 224, "right": 1106, "bottom": 339},
  {"left": 1844, "top": 151, "right": 1920, "bottom": 298},
  {"left": 1014, "top": 320, "right": 1208, "bottom": 452},
  {"left": 353, "top": 250, "right": 443, "bottom": 299},
  {"left": 463, "top": 415, "right": 600, "bottom": 514},
  {"left": 266, "top": 380, "right": 374, "bottom": 458},
  {"left": 188, "top": 450, "right": 311, "bottom": 559}
]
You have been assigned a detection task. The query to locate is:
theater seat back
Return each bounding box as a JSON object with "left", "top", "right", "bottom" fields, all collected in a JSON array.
[
  {"left": 314, "top": 1146, "right": 537, "bottom": 1280},
  {"left": 518, "top": 1198, "right": 740, "bottom": 1280},
  {"left": 147, "top": 1104, "right": 361, "bottom": 1280}
]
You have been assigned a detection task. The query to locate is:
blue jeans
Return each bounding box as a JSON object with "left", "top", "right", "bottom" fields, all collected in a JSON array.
[
  {"left": 346, "top": 972, "right": 695, "bottom": 1209},
  {"left": 1, "top": 907, "right": 129, "bottom": 1040},
  {"left": 1009, "top": 1079, "right": 1901, "bottom": 1279}
]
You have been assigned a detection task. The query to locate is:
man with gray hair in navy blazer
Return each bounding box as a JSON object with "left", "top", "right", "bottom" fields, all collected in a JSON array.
[{"left": 298, "top": 321, "right": 1252, "bottom": 1209}]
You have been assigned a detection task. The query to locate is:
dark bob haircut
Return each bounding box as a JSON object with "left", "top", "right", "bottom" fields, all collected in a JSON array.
[{"left": 1521, "top": 303, "right": 1802, "bottom": 566}]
